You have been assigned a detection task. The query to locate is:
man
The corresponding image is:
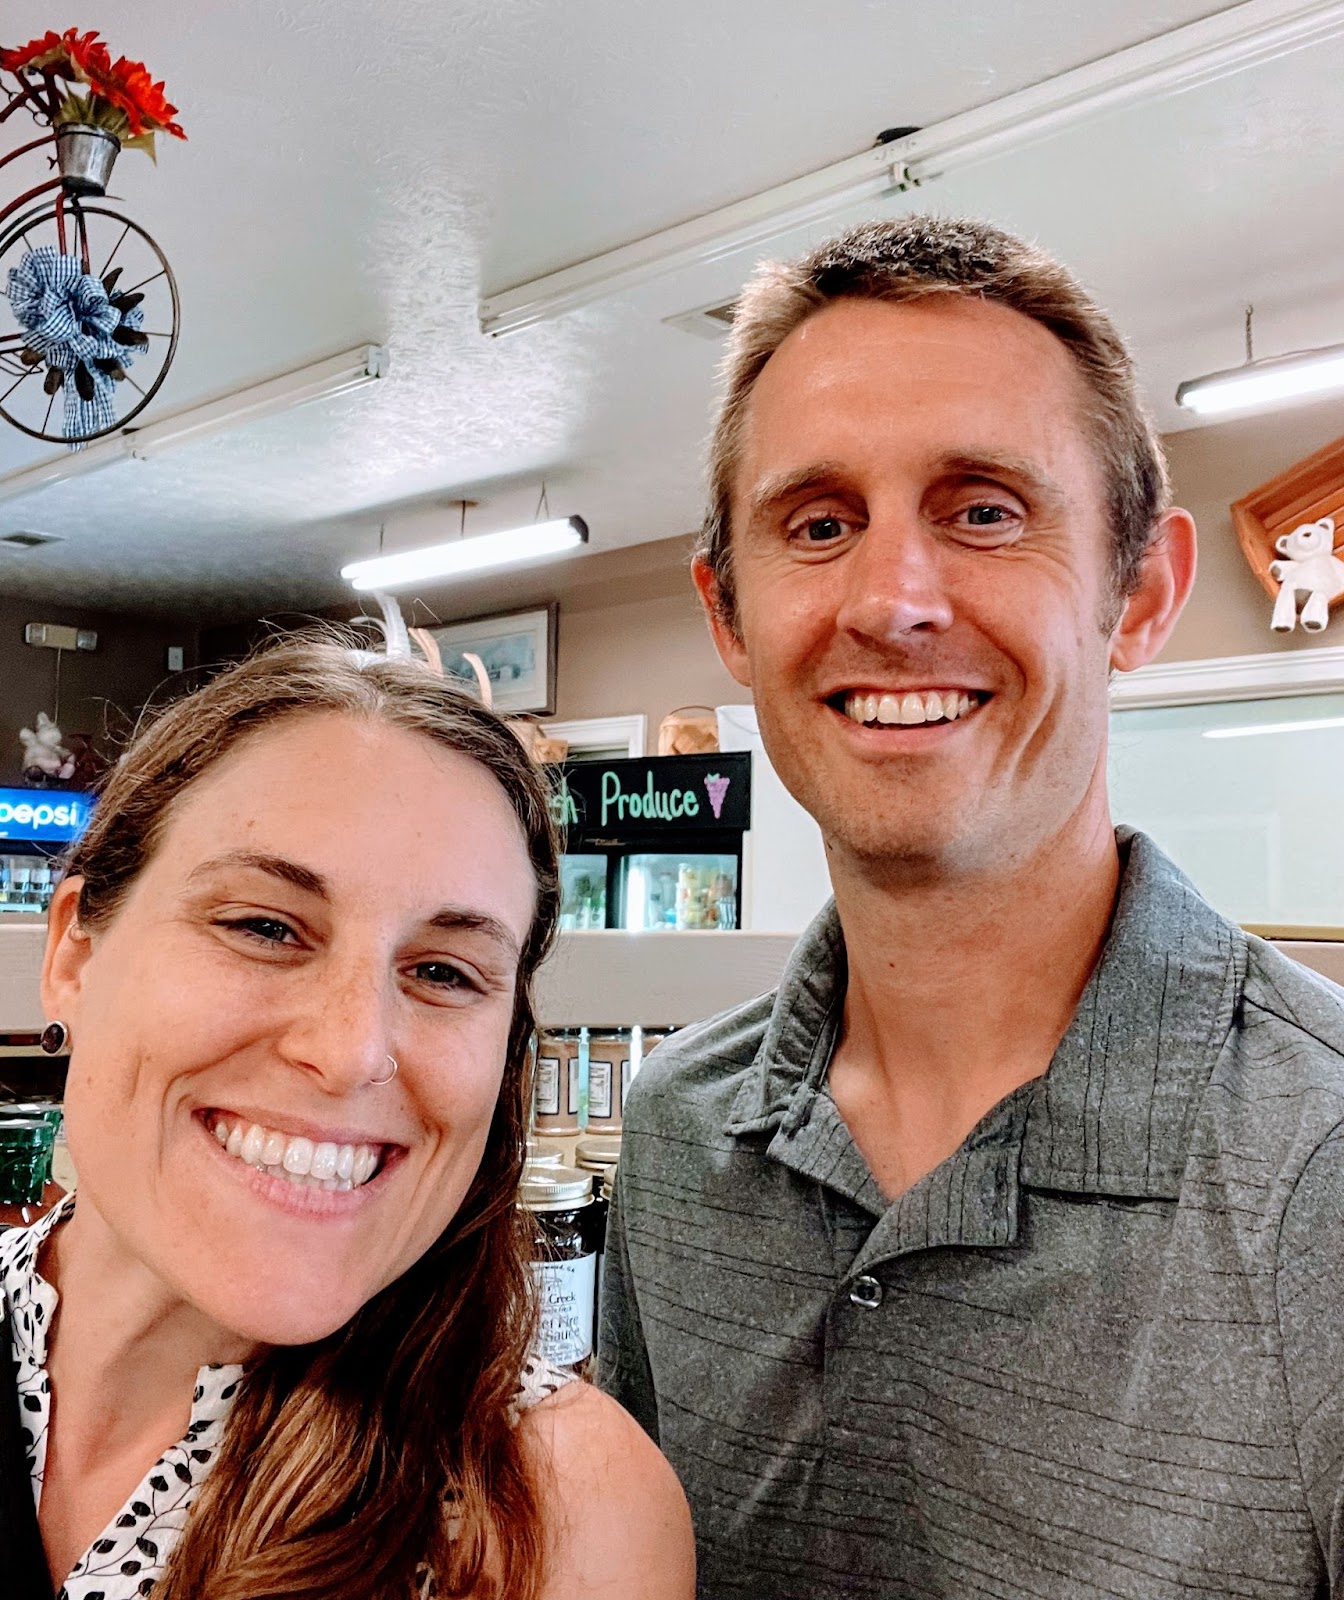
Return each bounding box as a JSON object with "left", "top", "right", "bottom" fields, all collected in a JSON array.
[{"left": 597, "top": 215, "right": 1344, "bottom": 1598}]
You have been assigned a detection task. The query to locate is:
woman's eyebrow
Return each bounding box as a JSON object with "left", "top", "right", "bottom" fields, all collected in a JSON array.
[
  {"left": 187, "top": 850, "right": 327, "bottom": 897},
  {"left": 425, "top": 907, "right": 522, "bottom": 963}
]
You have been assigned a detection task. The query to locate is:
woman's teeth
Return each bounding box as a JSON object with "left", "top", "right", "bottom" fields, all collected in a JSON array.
[
  {"left": 211, "top": 1115, "right": 382, "bottom": 1191},
  {"left": 843, "top": 689, "right": 982, "bottom": 727}
]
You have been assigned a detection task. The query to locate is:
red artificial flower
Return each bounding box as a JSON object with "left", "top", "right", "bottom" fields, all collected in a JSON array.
[
  {"left": 0, "top": 26, "right": 105, "bottom": 79},
  {"left": 81, "top": 51, "right": 185, "bottom": 138}
]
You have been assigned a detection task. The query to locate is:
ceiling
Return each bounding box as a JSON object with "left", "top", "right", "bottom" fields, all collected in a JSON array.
[{"left": 1, "top": 0, "right": 1343, "bottom": 621}]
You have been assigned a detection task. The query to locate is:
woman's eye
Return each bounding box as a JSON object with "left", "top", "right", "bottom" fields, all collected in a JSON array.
[
  {"left": 412, "top": 961, "right": 480, "bottom": 994},
  {"left": 220, "top": 916, "right": 296, "bottom": 946}
]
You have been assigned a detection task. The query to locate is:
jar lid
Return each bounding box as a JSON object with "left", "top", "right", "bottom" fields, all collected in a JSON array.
[
  {"left": 519, "top": 1164, "right": 593, "bottom": 1210},
  {"left": 574, "top": 1134, "right": 622, "bottom": 1171},
  {"left": 525, "top": 1138, "right": 565, "bottom": 1167}
]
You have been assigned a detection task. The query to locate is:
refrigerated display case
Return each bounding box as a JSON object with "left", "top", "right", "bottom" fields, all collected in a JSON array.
[
  {"left": 553, "top": 754, "right": 751, "bottom": 931},
  {"left": 0, "top": 789, "right": 94, "bottom": 918}
]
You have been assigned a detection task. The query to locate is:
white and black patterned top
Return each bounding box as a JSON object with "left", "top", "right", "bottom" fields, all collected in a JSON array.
[{"left": 1, "top": 1195, "right": 573, "bottom": 1597}]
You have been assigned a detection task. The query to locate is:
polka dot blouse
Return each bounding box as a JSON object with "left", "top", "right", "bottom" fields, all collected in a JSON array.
[{"left": 1, "top": 1195, "right": 574, "bottom": 1597}]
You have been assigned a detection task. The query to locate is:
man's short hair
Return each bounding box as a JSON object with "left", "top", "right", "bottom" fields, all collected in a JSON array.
[{"left": 697, "top": 215, "right": 1171, "bottom": 629}]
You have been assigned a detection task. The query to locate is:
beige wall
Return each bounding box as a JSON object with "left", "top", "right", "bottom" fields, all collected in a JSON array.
[
  {"left": 1162, "top": 393, "right": 1344, "bottom": 662},
  {"left": 552, "top": 561, "right": 741, "bottom": 733}
]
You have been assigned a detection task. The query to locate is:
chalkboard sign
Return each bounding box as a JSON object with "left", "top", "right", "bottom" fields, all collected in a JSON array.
[{"left": 552, "top": 753, "right": 751, "bottom": 836}]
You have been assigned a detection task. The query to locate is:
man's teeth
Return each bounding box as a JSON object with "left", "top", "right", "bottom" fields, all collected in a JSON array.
[
  {"left": 212, "top": 1115, "right": 381, "bottom": 1191},
  {"left": 843, "top": 689, "right": 981, "bottom": 727}
]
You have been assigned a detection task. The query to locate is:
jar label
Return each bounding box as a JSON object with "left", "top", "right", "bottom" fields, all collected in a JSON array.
[
  {"left": 536, "top": 1055, "right": 561, "bottom": 1117},
  {"left": 567, "top": 1057, "right": 582, "bottom": 1116},
  {"left": 589, "top": 1059, "right": 613, "bottom": 1121},
  {"left": 533, "top": 1253, "right": 596, "bottom": 1367}
]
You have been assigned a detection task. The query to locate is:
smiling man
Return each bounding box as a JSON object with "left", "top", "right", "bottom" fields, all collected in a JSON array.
[{"left": 597, "top": 217, "right": 1344, "bottom": 1598}]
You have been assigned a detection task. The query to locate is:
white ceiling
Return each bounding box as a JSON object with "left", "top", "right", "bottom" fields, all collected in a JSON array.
[{"left": 1, "top": 0, "right": 1342, "bottom": 620}]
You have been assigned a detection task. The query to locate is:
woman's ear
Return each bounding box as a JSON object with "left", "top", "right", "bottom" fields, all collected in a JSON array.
[
  {"left": 41, "top": 875, "right": 95, "bottom": 1023},
  {"left": 1109, "top": 508, "right": 1198, "bottom": 673}
]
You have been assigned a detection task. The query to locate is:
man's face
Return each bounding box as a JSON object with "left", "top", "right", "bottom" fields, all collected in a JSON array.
[{"left": 704, "top": 295, "right": 1127, "bottom": 879}]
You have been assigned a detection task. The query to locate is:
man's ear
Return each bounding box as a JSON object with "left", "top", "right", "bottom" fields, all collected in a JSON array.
[
  {"left": 41, "top": 875, "right": 95, "bottom": 1025},
  {"left": 691, "top": 556, "right": 753, "bottom": 689},
  {"left": 1109, "top": 508, "right": 1198, "bottom": 673}
]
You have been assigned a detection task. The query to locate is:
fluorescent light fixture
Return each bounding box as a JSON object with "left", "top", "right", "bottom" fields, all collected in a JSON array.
[
  {"left": 1176, "top": 346, "right": 1344, "bottom": 415},
  {"left": 480, "top": 0, "right": 1344, "bottom": 335},
  {"left": 0, "top": 344, "right": 388, "bottom": 504},
  {"left": 342, "top": 515, "right": 589, "bottom": 591},
  {"left": 1204, "top": 715, "right": 1344, "bottom": 739}
]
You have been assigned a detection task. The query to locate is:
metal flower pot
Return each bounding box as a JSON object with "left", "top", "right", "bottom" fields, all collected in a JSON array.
[{"left": 55, "top": 123, "right": 120, "bottom": 197}]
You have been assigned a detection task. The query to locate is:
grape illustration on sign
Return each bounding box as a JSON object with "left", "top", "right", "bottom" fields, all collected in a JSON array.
[{"left": 703, "top": 772, "right": 731, "bottom": 820}]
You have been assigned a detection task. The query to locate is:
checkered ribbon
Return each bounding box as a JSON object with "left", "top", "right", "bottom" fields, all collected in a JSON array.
[{"left": 6, "top": 246, "right": 143, "bottom": 445}]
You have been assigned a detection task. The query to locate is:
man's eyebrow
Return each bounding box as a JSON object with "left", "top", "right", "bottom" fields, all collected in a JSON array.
[
  {"left": 426, "top": 907, "right": 522, "bottom": 963},
  {"left": 937, "top": 452, "right": 1066, "bottom": 502},
  {"left": 187, "top": 851, "right": 328, "bottom": 897},
  {"left": 745, "top": 461, "right": 852, "bottom": 520}
]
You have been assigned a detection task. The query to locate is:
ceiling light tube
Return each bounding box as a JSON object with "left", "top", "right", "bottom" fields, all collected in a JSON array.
[
  {"left": 479, "top": 0, "right": 1344, "bottom": 336},
  {"left": 0, "top": 344, "right": 388, "bottom": 504},
  {"left": 1175, "top": 346, "right": 1344, "bottom": 415},
  {"left": 342, "top": 515, "right": 589, "bottom": 590},
  {"left": 1203, "top": 714, "right": 1344, "bottom": 739}
]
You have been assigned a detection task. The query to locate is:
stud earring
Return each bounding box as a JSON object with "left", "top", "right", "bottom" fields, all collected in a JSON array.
[
  {"left": 369, "top": 1054, "right": 398, "bottom": 1086},
  {"left": 39, "top": 1020, "right": 70, "bottom": 1055}
]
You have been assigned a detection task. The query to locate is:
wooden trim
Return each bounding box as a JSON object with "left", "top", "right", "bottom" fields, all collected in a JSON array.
[{"left": 1243, "top": 923, "right": 1344, "bottom": 942}]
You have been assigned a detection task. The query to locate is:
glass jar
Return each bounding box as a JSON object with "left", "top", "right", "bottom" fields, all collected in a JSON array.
[
  {"left": 0, "top": 1102, "right": 63, "bottom": 1184},
  {"left": 532, "top": 1029, "right": 581, "bottom": 1136},
  {"left": 525, "top": 1137, "right": 566, "bottom": 1168},
  {"left": 0, "top": 1118, "right": 57, "bottom": 1229},
  {"left": 574, "top": 1135, "right": 621, "bottom": 1313},
  {"left": 585, "top": 1029, "right": 631, "bottom": 1133},
  {"left": 520, "top": 1165, "right": 596, "bottom": 1375}
]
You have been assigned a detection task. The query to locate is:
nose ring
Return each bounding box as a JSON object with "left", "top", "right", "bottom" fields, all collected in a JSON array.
[{"left": 369, "top": 1055, "right": 398, "bottom": 1086}]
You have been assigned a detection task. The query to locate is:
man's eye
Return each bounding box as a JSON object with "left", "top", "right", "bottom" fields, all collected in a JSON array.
[
  {"left": 964, "top": 504, "right": 1012, "bottom": 526},
  {"left": 798, "top": 516, "right": 847, "bottom": 543}
]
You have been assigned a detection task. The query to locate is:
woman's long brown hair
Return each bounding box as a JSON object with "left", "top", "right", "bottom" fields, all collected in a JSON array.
[{"left": 61, "top": 636, "right": 561, "bottom": 1599}]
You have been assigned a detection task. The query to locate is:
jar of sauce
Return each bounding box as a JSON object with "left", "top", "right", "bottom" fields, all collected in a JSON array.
[
  {"left": 574, "top": 1134, "right": 621, "bottom": 1311},
  {"left": 533, "top": 1029, "right": 581, "bottom": 1136},
  {"left": 585, "top": 1030, "right": 631, "bottom": 1133},
  {"left": 520, "top": 1165, "right": 596, "bottom": 1375}
]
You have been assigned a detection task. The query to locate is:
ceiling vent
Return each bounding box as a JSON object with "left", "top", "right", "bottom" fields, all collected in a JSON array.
[
  {"left": 663, "top": 298, "right": 738, "bottom": 341},
  {"left": 0, "top": 530, "right": 63, "bottom": 551}
]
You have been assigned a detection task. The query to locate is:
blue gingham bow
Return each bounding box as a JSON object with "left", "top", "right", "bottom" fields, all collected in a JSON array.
[{"left": 6, "top": 246, "right": 144, "bottom": 445}]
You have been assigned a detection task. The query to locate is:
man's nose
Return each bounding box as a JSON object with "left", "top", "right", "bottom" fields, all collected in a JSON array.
[
  {"left": 276, "top": 954, "right": 397, "bottom": 1094},
  {"left": 834, "top": 513, "right": 955, "bottom": 645}
]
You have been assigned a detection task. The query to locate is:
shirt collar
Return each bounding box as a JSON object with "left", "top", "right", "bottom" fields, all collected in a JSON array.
[{"left": 724, "top": 830, "right": 1246, "bottom": 1202}]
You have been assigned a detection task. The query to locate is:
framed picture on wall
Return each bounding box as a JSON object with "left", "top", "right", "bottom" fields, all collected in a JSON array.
[{"left": 425, "top": 604, "right": 559, "bottom": 716}]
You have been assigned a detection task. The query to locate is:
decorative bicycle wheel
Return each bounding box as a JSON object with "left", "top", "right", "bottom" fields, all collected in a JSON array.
[{"left": 0, "top": 197, "right": 179, "bottom": 445}]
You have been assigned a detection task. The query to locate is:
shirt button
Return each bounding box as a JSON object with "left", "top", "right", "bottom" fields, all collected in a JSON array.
[{"left": 849, "top": 1275, "right": 883, "bottom": 1309}]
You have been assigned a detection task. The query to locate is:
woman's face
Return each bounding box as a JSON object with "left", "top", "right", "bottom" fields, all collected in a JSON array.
[{"left": 43, "top": 711, "right": 538, "bottom": 1345}]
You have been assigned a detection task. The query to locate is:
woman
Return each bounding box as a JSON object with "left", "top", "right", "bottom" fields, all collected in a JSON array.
[{"left": 0, "top": 638, "right": 693, "bottom": 1599}]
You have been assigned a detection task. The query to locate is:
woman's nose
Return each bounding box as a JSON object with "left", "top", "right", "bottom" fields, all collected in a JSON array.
[
  {"left": 275, "top": 957, "right": 395, "bottom": 1093},
  {"left": 834, "top": 516, "right": 955, "bottom": 645}
]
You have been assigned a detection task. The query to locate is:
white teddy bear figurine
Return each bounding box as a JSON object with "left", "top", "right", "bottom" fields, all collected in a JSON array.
[
  {"left": 1268, "top": 515, "right": 1344, "bottom": 633},
  {"left": 18, "top": 711, "right": 76, "bottom": 783}
]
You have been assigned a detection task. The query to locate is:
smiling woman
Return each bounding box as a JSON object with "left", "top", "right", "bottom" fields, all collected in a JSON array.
[{"left": 0, "top": 637, "right": 693, "bottom": 1600}]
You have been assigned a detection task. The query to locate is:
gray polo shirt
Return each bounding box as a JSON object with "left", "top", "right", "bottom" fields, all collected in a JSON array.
[{"left": 598, "top": 831, "right": 1344, "bottom": 1598}]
